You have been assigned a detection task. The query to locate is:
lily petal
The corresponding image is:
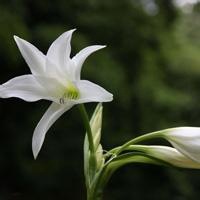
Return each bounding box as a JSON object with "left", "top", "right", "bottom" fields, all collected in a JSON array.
[
  {"left": 0, "top": 75, "right": 51, "bottom": 102},
  {"left": 46, "top": 29, "right": 76, "bottom": 74},
  {"left": 34, "top": 75, "right": 66, "bottom": 101},
  {"left": 72, "top": 45, "right": 106, "bottom": 80},
  {"left": 76, "top": 80, "right": 113, "bottom": 103},
  {"left": 14, "top": 36, "right": 45, "bottom": 75},
  {"left": 32, "top": 102, "right": 74, "bottom": 159}
]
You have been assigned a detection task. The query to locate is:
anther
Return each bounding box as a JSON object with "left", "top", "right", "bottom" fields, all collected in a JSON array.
[{"left": 59, "top": 97, "right": 65, "bottom": 104}]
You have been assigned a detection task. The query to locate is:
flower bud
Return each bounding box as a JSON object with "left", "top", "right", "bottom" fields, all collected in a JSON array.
[
  {"left": 162, "top": 127, "right": 200, "bottom": 163},
  {"left": 128, "top": 145, "right": 200, "bottom": 169}
]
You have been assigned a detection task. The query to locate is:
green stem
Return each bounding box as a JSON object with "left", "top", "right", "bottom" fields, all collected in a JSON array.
[
  {"left": 78, "top": 104, "right": 95, "bottom": 153},
  {"left": 108, "top": 130, "right": 163, "bottom": 159},
  {"left": 91, "top": 130, "right": 166, "bottom": 199}
]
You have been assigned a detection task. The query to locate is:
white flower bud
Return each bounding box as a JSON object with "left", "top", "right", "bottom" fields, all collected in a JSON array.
[
  {"left": 163, "top": 127, "right": 200, "bottom": 163},
  {"left": 128, "top": 145, "right": 200, "bottom": 169}
]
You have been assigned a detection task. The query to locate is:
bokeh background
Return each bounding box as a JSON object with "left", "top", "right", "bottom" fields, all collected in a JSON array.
[{"left": 1, "top": 0, "right": 200, "bottom": 199}]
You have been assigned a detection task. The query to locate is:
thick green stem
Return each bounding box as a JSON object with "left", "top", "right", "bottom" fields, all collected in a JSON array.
[{"left": 87, "top": 191, "right": 103, "bottom": 200}]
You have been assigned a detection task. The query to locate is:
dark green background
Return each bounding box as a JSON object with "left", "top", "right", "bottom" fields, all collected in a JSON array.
[{"left": 1, "top": 0, "right": 200, "bottom": 199}]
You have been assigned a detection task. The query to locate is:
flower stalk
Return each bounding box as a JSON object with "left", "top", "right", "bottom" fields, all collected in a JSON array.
[
  {"left": 78, "top": 104, "right": 95, "bottom": 153},
  {"left": 107, "top": 130, "right": 163, "bottom": 160}
]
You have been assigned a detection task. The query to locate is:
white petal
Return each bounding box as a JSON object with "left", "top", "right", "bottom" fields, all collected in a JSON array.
[
  {"left": 45, "top": 57, "right": 63, "bottom": 79},
  {"left": 72, "top": 45, "right": 106, "bottom": 80},
  {"left": 35, "top": 75, "right": 66, "bottom": 100},
  {"left": 0, "top": 75, "right": 52, "bottom": 102},
  {"left": 165, "top": 127, "right": 200, "bottom": 163},
  {"left": 76, "top": 80, "right": 113, "bottom": 103},
  {"left": 32, "top": 102, "right": 74, "bottom": 159},
  {"left": 14, "top": 36, "right": 45, "bottom": 75},
  {"left": 46, "top": 29, "right": 76, "bottom": 73}
]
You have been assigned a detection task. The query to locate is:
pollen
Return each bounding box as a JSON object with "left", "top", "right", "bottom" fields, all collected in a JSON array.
[{"left": 59, "top": 82, "right": 80, "bottom": 104}]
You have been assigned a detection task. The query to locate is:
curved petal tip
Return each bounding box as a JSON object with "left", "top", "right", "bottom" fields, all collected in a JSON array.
[{"left": 13, "top": 35, "right": 19, "bottom": 40}]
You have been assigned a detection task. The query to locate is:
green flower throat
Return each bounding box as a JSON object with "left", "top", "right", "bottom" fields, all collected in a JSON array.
[{"left": 59, "top": 82, "right": 80, "bottom": 104}]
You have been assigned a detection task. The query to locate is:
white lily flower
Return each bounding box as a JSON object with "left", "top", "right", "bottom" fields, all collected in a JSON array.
[
  {"left": 162, "top": 127, "right": 200, "bottom": 163},
  {"left": 0, "top": 29, "right": 113, "bottom": 158},
  {"left": 128, "top": 145, "right": 200, "bottom": 169}
]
